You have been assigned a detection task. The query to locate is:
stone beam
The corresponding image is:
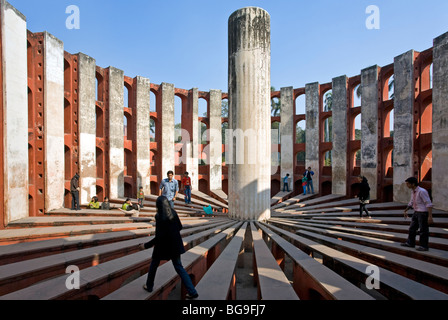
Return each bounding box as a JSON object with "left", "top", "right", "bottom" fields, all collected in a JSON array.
[
  {"left": 108, "top": 67, "right": 125, "bottom": 200},
  {"left": 135, "top": 76, "right": 151, "bottom": 196},
  {"left": 331, "top": 75, "right": 348, "bottom": 195},
  {"left": 78, "top": 53, "right": 96, "bottom": 205},
  {"left": 305, "top": 82, "right": 320, "bottom": 194},
  {"left": 43, "top": 32, "right": 65, "bottom": 211},
  {"left": 393, "top": 50, "right": 415, "bottom": 203},
  {"left": 280, "top": 87, "right": 294, "bottom": 191},
  {"left": 1, "top": 0, "right": 29, "bottom": 223},
  {"left": 228, "top": 7, "right": 271, "bottom": 221},
  {"left": 160, "top": 83, "right": 175, "bottom": 178},
  {"left": 209, "top": 89, "right": 223, "bottom": 191},
  {"left": 360, "top": 65, "right": 379, "bottom": 200},
  {"left": 432, "top": 32, "right": 448, "bottom": 211}
]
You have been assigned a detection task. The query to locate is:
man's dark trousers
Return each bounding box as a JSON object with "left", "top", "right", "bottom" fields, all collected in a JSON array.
[
  {"left": 407, "top": 211, "right": 429, "bottom": 249},
  {"left": 71, "top": 191, "right": 80, "bottom": 210}
]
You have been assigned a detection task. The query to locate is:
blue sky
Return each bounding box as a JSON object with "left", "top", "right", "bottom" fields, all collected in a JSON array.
[
  {"left": 9, "top": 0, "right": 448, "bottom": 91},
  {"left": 8, "top": 0, "right": 448, "bottom": 125}
]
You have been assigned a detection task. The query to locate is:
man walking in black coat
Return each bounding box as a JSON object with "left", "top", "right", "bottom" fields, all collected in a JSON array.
[{"left": 139, "top": 196, "right": 199, "bottom": 299}]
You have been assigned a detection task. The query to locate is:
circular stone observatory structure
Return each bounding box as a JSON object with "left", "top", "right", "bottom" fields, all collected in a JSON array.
[{"left": 228, "top": 7, "right": 272, "bottom": 221}]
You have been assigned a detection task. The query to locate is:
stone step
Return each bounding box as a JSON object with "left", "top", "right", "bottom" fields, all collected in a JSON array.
[
  {"left": 0, "top": 219, "right": 228, "bottom": 266},
  {"left": 0, "top": 220, "right": 236, "bottom": 297},
  {"left": 0, "top": 223, "right": 154, "bottom": 245},
  {"left": 263, "top": 222, "right": 448, "bottom": 300}
]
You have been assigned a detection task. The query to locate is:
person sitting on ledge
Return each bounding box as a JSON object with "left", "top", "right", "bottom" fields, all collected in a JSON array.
[
  {"left": 101, "top": 197, "right": 111, "bottom": 210},
  {"left": 119, "top": 198, "right": 140, "bottom": 217},
  {"left": 89, "top": 196, "right": 101, "bottom": 210}
]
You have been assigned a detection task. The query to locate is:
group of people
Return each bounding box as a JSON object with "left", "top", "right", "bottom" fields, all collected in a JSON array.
[
  {"left": 283, "top": 167, "right": 315, "bottom": 195},
  {"left": 68, "top": 169, "right": 434, "bottom": 301},
  {"left": 282, "top": 170, "right": 434, "bottom": 252},
  {"left": 70, "top": 171, "right": 193, "bottom": 213}
]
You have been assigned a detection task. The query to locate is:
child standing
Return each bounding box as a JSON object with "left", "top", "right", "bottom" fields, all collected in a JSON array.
[
  {"left": 181, "top": 172, "right": 192, "bottom": 204},
  {"left": 302, "top": 175, "right": 308, "bottom": 195},
  {"left": 137, "top": 187, "right": 145, "bottom": 208}
]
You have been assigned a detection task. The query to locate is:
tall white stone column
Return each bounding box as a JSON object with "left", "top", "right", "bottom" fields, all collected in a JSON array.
[
  {"left": 186, "top": 88, "right": 199, "bottom": 190},
  {"left": 43, "top": 32, "right": 65, "bottom": 211},
  {"left": 135, "top": 76, "right": 151, "bottom": 195},
  {"left": 209, "top": 89, "right": 223, "bottom": 191},
  {"left": 393, "top": 50, "right": 415, "bottom": 203},
  {"left": 1, "top": 1, "right": 28, "bottom": 223},
  {"left": 361, "top": 65, "right": 379, "bottom": 200},
  {"left": 332, "top": 76, "right": 348, "bottom": 195},
  {"left": 433, "top": 32, "right": 448, "bottom": 211},
  {"left": 305, "top": 82, "right": 320, "bottom": 194},
  {"left": 280, "top": 86, "right": 294, "bottom": 192},
  {"left": 78, "top": 53, "right": 97, "bottom": 204},
  {"left": 228, "top": 7, "right": 271, "bottom": 221},
  {"left": 108, "top": 67, "right": 125, "bottom": 200},
  {"left": 160, "top": 83, "right": 175, "bottom": 178}
]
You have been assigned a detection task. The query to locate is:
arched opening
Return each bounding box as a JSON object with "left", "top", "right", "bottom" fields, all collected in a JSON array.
[
  {"left": 430, "top": 63, "right": 433, "bottom": 89},
  {"left": 353, "top": 114, "right": 361, "bottom": 141},
  {"left": 385, "top": 148, "right": 393, "bottom": 178},
  {"left": 323, "top": 90, "right": 333, "bottom": 112},
  {"left": 271, "top": 151, "right": 281, "bottom": 170},
  {"left": 199, "top": 179, "right": 208, "bottom": 194},
  {"left": 383, "top": 74, "right": 394, "bottom": 101},
  {"left": 150, "top": 181, "right": 159, "bottom": 195},
  {"left": 384, "top": 109, "right": 394, "bottom": 138},
  {"left": 272, "top": 121, "right": 280, "bottom": 144},
  {"left": 199, "top": 121, "right": 208, "bottom": 146},
  {"left": 296, "top": 120, "right": 306, "bottom": 144},
  {"left": 124, "top": 182, "right": 133, "bottom": 199},
  {"left": 382, "top": 185, "right": 394, "bottom": 202},
  {"left": 271, "top": 179, "right": 280, "bottom": 198},
  {"left": 64, "top": 98, "right": 71, "bottom": 134},
  {"left": 124, "top": 149, "right": 133, "bottom": 177},
  {"left": 96, "top": 185, "right": 104, "bottom": 202},
  {"left": 352, "top": 84, "right": 362, "bottom": 108},
  {"left": 175, "top": 95, "right": 183, "bottom": 143},
  {"left": 124, "top": 112, "right": 132, "bottom": 140},
  {"left": 96, "top": 72, "right": 104, "bottom": 102},
  {"left": 421, "top": 149, "right": 432, "bottom": 182},
  {"left": 150, "top": 90, "right": 157, "bottom": 113},
  {"left": 323, "top": 150, "right": 332, "bottom": 167},
  {"left": 222, "top": 121, "right": 229, "bottom": 145},
  {"left": 124, "top": 83, "right": 131, "bottom": 109},
  {"left": 271, "top": 96, "right": 281, "bottom": 117},
  {"left": 28, "top": 144, "right": 34, "bottom": 185},
  {"left": 295, "top": 94, "right": 306, "bottom": 115},
  {"left": 28, "top": 87, "right": 33, "bottom": 129},
  {"left": 65, "top": 145, "right": 71, "bottom": 180},
  {"left": 296, "top": 151, "right": 306, "bottom": 168},
  {"left": 323, "top": 116, "right": 332, "bottom": 142},
  {"left": 96, "top": 147, "right": 103, "bottom": 179},
  {"left": 96, "top": 106, "right": 103, "bottom": 138},
  {"left": 321, "top": 181, "right": 332, "bottom": 196},
  {"left": 420, "top": 97, "right": 432, "bottom": 134},
  {"left": 222, "top": 98, "right": 229, "bottom": 118},
  {"left": 150, "top": 118, "right": 156, "bottom": 142},
  {"left": 199, "top": 98, "right": 208, "bottom": 118}
]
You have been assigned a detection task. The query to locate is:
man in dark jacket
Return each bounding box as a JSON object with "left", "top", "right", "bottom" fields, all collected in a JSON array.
[
  {"left": 139, "top": 196, "right": 198, "bottom": 299},
  {"left": 357, "top": 176, "right": 371, "bottom": 219},
  {"left": 70, "top": 173, "right": 80, "bottom": 210}
]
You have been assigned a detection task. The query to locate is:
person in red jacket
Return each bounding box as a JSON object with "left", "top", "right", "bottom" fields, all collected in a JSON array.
[{"left": 181, "top": 172, "right": 192, "bottom": 204}]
